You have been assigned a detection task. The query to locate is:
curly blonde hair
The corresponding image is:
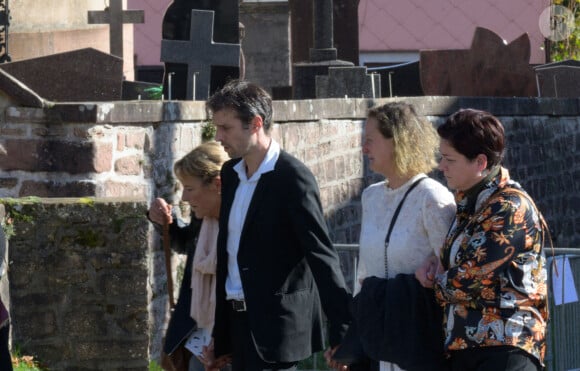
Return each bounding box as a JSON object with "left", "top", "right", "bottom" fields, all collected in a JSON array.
[
  {"left": 367, "top": 102, "right": 439, "bottom": 177},
  {"left": 174, "top": 141, "right": 229, "bottom": 184}
]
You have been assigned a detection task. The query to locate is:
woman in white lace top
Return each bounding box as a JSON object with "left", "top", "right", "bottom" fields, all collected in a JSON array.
[{"left": 356, "top": 102, "right": 456, "bottom": 371}]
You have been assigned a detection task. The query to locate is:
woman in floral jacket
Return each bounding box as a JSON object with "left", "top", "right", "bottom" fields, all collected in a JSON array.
[{"left": 416, "top": 108, "right": 549, "bottom": 371}]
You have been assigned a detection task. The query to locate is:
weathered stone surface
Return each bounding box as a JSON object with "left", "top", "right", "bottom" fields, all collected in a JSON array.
[
  {"left": 316, "top": 66, "right": 380, "bottom": 98},
  {"left": 534, "top": 60, "right": 580, "bottom": 98},
  {"left": 0, "top": 48, "right": 123, "bottom": 102},
  {"left": 420, "top": 27, "right": 536, "bottom": 97},
  {"left": 0, "top": 139, "right": 112, "bottom": 174},
  {"left": 0, "top": 68, "right": 45, "bottom": 108},
  {"left": 19, "top": 181, "right": 96, "bottom": 197},
  {"left": 6, "top": 199, "right": 151, "bottom": 370}
]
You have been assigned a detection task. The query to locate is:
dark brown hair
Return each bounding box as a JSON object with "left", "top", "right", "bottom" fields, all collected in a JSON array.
[
  {"left": 206, "top": 79, "right": 273, "bottom": 133},
  {"left": 437, "top": 108, "right": 505, "bottom": 168}
]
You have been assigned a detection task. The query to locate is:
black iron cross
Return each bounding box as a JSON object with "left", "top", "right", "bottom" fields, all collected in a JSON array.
[
  {"left": 161, "top": 9, "right": 240, "bottom": 100},
  {"left": 88, "top": 0, "right": 144, "bottom": 58}
]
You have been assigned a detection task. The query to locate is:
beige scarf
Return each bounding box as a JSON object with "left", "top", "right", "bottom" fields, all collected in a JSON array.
[{"left": 190, "top": 217, "right": 219, "bottom": 329}]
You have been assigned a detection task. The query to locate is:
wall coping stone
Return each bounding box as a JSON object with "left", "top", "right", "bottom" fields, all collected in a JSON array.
[{"left": 5, "top": 97, "right": 580, "bottom": 125}]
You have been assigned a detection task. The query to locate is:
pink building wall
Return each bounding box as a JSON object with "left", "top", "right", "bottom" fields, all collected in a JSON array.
[
  {"left": 129, "top": 0, "right": 171, "bottom": 67},
  {"left": 130, "top": 0, "right": 550, "bottom": 68},
  {"left": 359, "top": 0, "right": 550, "bottom": 65}
]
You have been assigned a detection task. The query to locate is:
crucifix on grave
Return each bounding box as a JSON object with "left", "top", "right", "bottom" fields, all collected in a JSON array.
[
  {"left": 161, "top": 9, "right": 240, "bottom": 101},
  {"left": 88, "top": 0, "right": 145, "bottom": 58}
]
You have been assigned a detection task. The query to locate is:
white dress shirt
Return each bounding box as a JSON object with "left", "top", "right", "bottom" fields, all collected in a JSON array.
[{"left": 225, "top": 140, "right": 280, "bottom": 300}]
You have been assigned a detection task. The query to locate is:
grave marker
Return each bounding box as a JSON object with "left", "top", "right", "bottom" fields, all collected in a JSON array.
[
  {"left": 161, "top": 9, "right": 240, "bottom": 100},
  {"left": 534, "top": 60, "right": 580, "bottom": 97},
  {"left": 420, "top": 27, "right": 536, "bottom": 97},
  {"left": 161, "top": 0, "right": 239, "bottom": 100},
  {"left": 0, "top": 48, "right": 123, "bottom": 102},
  {"left": 88, "top": 0, "right": 145, "bottom": 58}
]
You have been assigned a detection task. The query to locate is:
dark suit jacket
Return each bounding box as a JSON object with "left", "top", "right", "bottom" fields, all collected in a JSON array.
[{"left": 213, "top": 150, "right": 351, "bottom": 363}]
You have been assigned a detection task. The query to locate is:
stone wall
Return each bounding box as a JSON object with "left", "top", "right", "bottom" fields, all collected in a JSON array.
[
  {"left": 1, "top": 97, "right": 578, "bottom": 246},
  {"left": 4, "top": 198, "right": 159, "bottom": 370}
]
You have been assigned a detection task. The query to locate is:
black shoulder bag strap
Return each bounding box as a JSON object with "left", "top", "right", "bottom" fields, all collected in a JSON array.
[{"left": 384, "top": 176, "right": 427, "bottom": 277}]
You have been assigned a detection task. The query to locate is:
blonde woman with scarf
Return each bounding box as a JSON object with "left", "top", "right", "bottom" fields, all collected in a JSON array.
[{"left": 148, "top": 141, "right": 229, "bottom": 371}]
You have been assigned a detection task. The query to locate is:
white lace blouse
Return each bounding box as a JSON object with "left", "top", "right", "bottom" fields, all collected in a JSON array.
[{"left": 355, "top": 174, "right": 456, "bottom": 371}]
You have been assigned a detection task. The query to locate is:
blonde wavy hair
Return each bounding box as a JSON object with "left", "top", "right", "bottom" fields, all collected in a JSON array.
[
  {"left": 367, "top": 102, "right": 439, "bottom": 177},
  {"left": 174, "top": 141, "right": 229, "bottom": 184}
]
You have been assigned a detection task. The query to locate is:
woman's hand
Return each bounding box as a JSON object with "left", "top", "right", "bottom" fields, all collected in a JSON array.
[
  {"left": 148, "top": 198, "right": 172, "bottom": 225},
  {"left": 415, "top": 255, "right": 442, "bottom": 288}
]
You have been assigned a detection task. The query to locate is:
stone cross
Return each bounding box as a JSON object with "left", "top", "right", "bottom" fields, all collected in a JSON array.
[
  {"left": 88, "top": 0, "right": 145, "bottom": 58},
  {"left": 161, "top": 9, "right": 240, "bottom": 100}
]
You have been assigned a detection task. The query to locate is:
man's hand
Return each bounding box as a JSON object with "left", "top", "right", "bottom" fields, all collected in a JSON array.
[
  {"left": 324, "top": 345, "right": 349, "bottom": 371},
  {"left": 201, "top": 338, "right": 231, "bottom": 371}
]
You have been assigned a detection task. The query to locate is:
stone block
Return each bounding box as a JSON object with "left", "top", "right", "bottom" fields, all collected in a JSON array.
[
  {"left": 534, "top": 60, "right": 580, "bottom": 97},
  {"left": 114, "top": 155, "right": 142, "bottom": 175},
  {"left": 0, "top": 48, "right": 123, "bottom": 102},
  {"left": 0, "top": 139, "right": 112, "bottom": 174},
  {"left": 19, "top": 181, "right": 96, "bottom": 197}
]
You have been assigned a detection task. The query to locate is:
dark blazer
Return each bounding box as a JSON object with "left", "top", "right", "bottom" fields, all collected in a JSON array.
[
  {"left": 213, "top": 150, "right": 351, "bottom": 363},
  {"left": 158, "top": 216, "right": 202, "bottom": 355}
]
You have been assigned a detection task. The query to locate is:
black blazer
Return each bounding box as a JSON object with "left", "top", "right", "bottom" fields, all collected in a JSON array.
[
  {"left": 213, "top": 150, "right": 351, "bottom": 363},
  {"left": 161, "top": 217, "right": 202, "bottom": 355}
]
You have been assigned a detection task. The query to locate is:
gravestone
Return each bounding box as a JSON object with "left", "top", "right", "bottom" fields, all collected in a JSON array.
[
  {"left": 0, "top": 48, "right": 123, "bottom": 102},
  {"left": 420, "top": 27, "right": 536, "bottom": 97},
  {"left": 161, "top": 0, "right": 239, "bottom": 100},
  {"left": 161, "top": 10, "right": 240, "bottom": 100},
  {"left": 316, "top": 67, "right": 380, "bottom": 98},
  {"left": 289, "top": 0, "right": 359, "bottom": 65},
  {"left": 534, "top": 60, "right": 580, "bottom": 97},
  {"left": 292, "top": 0, "right": 376, "bottom": 99},
  {"left": 88, "top": 0, "right": 145, "bottom": 58},
  {"left": 0, "top": 68, "right": 45, "bottom": 108}
]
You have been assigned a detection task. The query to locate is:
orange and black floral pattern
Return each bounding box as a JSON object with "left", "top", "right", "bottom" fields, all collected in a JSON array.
[{"left": 434, "top": 167, "right": 549, "bottom": 364}]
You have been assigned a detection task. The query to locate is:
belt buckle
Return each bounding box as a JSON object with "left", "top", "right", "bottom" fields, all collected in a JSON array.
[{"left": 231, "top": 300, "right": 246, "bottom": 312}]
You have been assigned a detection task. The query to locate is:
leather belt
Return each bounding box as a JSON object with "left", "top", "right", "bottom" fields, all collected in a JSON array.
[{"left": 229, "top": 299, "right": 246, "bottom": 312}]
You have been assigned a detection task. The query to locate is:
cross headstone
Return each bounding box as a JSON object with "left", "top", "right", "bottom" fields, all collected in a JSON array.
[
  {"left": 161, "top": 9, "right": 240, "bottom": 100},
  {"left": 88, "top": 0, "right": 145, "bottom": 58},
  {"left": 161, "top": 0, "right": 239, "bottom": 101},
  {"left": 534, "top": 60, "right": 580, "bottom": 97}
]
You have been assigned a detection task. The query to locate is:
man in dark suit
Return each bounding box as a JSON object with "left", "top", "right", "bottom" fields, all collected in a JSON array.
[{"left": 203, "top": 80, "right": 351, "bottom": 371}]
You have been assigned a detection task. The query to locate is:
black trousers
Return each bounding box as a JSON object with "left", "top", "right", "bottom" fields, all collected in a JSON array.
[
  {"left": 449, "top": 346, "right": 542, "bottom": 371},
  {"left": 0, "top": 324, "right": 12, "bottom": 371},
  {"left": 228, "top": 307, "right": 297, "bottom": 371}
]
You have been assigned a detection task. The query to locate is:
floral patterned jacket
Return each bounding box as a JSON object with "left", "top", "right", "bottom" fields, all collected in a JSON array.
[{"left": 434, "top": 167, "right": 549, "bottom": 364}]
